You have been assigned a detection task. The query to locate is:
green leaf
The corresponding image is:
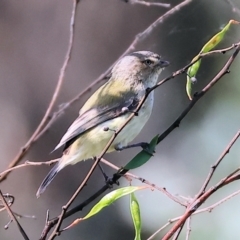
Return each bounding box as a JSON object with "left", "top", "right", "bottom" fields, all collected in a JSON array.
[
  {"left": 186, "top": 19, "right": 239, "bottom": 100},
  {"left": 130, "top": 193, "right": 142, "bottom": 240},
  {"left": 124, "top": 135, "right": 159, "bottom": 170},
  {"left": 63, "top": 186, "right": 147, "bottom": 231},
  {"left": 186, "top": 56, "right": 201, "bottom": 100},
  {"left": 83, "top": 186, "right": 146, "bottom": 220}
]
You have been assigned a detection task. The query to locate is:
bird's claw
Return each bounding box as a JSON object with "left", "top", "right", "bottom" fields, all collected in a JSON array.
[{"left": 140, "top": 142, "right": 155, "bottom": 156}]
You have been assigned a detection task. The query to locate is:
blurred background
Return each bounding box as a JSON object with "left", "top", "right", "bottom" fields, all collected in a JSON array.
[{"left": 0, "top": 0, "right": 240, "bottom": 239}]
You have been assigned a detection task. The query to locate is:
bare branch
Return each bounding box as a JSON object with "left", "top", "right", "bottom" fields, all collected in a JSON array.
[
  {"left": 101, "top": 158, "right": 186, "bottom": 206},
  {"left": 129, "top": 0, "right": 171, "bottom": 8},
  {"left": 196, "top": 188, "right": 240, "bottom": 213},
  {"left": 0, "top": 190, "right": 29, "bottom": 240},
  {"left": 195, "top": 130, "right": 240, "bottom": 199},
  {"left": 0, "top": 0, "right": 79, "bottom": 182},
  {"left": 0, "top": 159, "right": 59, "bottom": 177},
  {"left": 162, "top": 170, "right": 240, "bottom": 240},
  {"left": 148, "top": 188, "right": 240, "bottom": 239},
  {"left": 186, "top": 217, "right": 191, "bottom": 240},
  {"left": 172, "top": 224, "right": 184, "bottom": 240}
]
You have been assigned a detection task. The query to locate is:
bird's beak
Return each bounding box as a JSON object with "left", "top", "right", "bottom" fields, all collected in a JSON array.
[{"left": 158, "top": 60, "right": 170, "bottom": 68}]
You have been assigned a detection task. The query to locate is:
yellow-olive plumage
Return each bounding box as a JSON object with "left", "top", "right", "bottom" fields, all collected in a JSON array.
[{"left": 36, "top": 51, "right": 169, "bottom": 197}]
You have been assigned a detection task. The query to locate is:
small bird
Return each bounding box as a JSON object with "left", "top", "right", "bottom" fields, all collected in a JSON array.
[{"left": 36, "top": 51, "right": 169, "bottom": 197}]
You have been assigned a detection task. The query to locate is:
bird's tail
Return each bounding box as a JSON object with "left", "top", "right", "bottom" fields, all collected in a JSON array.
[{"left": 36, "top": 160, "right": 62, "bottom": 198}]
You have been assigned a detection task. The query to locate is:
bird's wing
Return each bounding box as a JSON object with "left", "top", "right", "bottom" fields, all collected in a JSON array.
[{"left": 53, "top": 93, "right": 139, "bottom": 151}]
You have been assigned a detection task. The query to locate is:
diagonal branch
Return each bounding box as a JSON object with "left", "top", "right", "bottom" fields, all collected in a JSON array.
[
  {"left": 195, "top": 130, "right": 240, "bottom": 198},
  {"left": 162, "top": 169, "right": 240, "bottom": 240},
  {"left": 0, "top": 0, "right": 79, "bottom": 182},
  {"left": 0, "top": 190, "right": 29, "bottom": 240}
]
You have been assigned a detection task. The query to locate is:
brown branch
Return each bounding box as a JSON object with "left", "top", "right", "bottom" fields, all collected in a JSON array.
[
  {"left": 40, "top": 172, "right": 121, "bottom": 240},
  {"left": 185, "top": 217, "right": 191, "bottom": 240},
  {"left": 196, "top": 188, "right": 240, "bottom": 214},
  {"left": 129, "top": 0, "right": 171, "bottom": 8},
  {"left": 162, "top": 126, "right": 240, "bottom": 240},
  {"left": 101, "top": 158, "right": 186, "bottom": 206},
  {"left": 148, "top": 188, "right": 240, "bottom": 239},
  {"left": 172, "top": 224, "right": 184, "bottom": 240},
  {"left": 0, "top": 0, "right": 79, "bottom": 182},
  {"left": 195, "top": 130, "right": 240, "bottom": 199},
  {"left": 0, "top": 159, "right": 58, "bottom": 177},
  {"left": 162, "top": 170, "right": 240, "bottom": 240},
  {"left": 199, "top": 42, "right": 240, "bottom": 56},
  {"left": 0, "top": 190, "right": 29, "bottom": 240}
]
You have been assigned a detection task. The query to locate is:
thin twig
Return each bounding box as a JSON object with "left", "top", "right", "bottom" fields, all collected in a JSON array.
[
  {"left": 0, "top": 159, "right": 59, "bottom": 177},
  {"left": 148, "top": 188, "right": 240, "bottom": 239},
  {"left": 199, "top": 43, "right": 240, "bottom": 57},
  {"left": 0, "top": 190, "right": 29, "bottom": 240},
  {"left": 162, "top": 171, "right": 240, "bottom": 240},
  {"left": 101, "top": 158, "right": 186, "bottom": 206},
  {"left": 186, "top": 217, "right": 191, "bottom": 240},
  {"left": 129, "top": 0, "right": 171, "bottom": 8},
  {"left": 147, "top": 221, "right": 172, "bottom": 240},
  {"left": 40, "top": 176, "right": 119, "bottom": 240},
  {"left": 172, "top": 223, "right": 184, "bottom": 240},
  {"left": 195, "top": 130, "right": 240, "bottom": 199},
  {"left": 0, "top": 0, "right": 78, "bottom": 182},
  {"left": 196, "top": 188, "right": 240, "bottom": 213}
]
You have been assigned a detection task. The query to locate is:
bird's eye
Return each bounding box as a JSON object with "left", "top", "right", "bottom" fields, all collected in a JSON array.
[{"left": 144, "top": 59, "right": 153, "bottom": 66}]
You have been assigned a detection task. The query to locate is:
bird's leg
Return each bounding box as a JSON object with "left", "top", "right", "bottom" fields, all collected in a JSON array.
[
  {"left": 115, "top": 142, "right": 155, "bottom": 156},
  {"left": 94, "top": 157, "right": 109, "bottom": 181},
  {"left": 94, "top": 157, "right": 118, "bottom": 187}
]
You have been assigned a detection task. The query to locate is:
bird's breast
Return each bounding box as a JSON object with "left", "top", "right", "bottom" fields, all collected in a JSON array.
[{"left": 111, "top": 91, "right": 154, "bottom": 150}]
